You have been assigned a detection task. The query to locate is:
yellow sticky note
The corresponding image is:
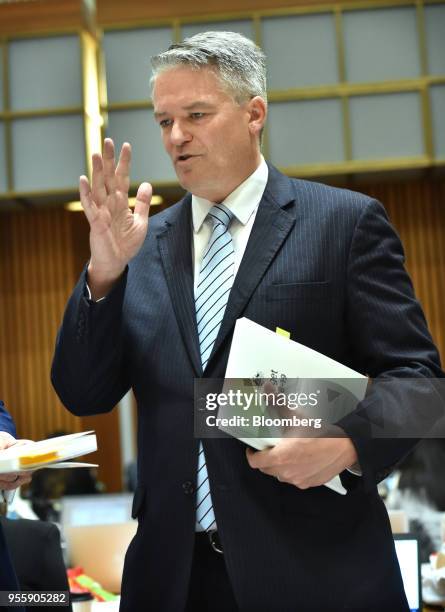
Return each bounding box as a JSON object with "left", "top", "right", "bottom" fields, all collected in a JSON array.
[
  {"left": 19, "top": 451, "right": 58, "bottom": 468},
  {"left": 275, "top": 327, "right": 290, "bottom": 339}
]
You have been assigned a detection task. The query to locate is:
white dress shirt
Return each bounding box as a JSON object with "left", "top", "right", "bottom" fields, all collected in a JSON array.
[{"left": 191, "top": 157, "right": 269, "bottom": 290}]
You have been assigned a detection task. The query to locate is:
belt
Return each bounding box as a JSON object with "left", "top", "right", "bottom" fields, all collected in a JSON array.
[{"left": 195, "top": 530, "right": 224, "bottom": 554}]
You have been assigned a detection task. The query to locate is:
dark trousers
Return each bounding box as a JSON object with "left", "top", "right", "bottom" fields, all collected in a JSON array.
[{"left": 185, "top": 532, "right": 239, "bottom": 612}]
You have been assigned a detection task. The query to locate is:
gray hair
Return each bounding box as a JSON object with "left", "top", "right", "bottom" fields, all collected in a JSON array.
[{"left": 150, "top": 31, "right": 267, "bottom": 104}]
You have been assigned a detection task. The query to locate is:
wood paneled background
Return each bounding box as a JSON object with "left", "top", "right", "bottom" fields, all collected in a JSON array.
[
  {"left": 1, "top": 178, "right": 444, "bottom": 490},
  {"left": 0, "top": 208, "right": 123, "bottom": 491},
  {"left": 0, "top": 209, "right": 76, "bottom": 437}
]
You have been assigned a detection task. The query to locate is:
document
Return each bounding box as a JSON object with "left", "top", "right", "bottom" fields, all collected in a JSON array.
[
  {"left": 222, "top": 318, "right": 368, "bottom": 495},
  {"left": 0, "top": 431, "right": 98, "bottom": 473}
]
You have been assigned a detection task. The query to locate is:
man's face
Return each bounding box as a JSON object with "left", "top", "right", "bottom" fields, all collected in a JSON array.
[{"left": 153, "top": 66, "right": 264, "bottom": 202}]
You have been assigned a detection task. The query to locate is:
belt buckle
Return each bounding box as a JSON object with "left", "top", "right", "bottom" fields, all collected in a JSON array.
[{"left": 207, "top": 530, "right": 223, "bottom": 554}]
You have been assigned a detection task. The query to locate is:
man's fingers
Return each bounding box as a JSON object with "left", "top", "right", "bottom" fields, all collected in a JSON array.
[
  {"left": 115, "top": 142, "right": 132, "bottom": 193},
  {"left": 91, "top": 153, "right": 107, "bottom": 203},
  {"left": 245, "top": 451, "right": 289, "bottom": 482},
  {"left": 102, "top": 138, "right": 117, "bottom": 194},
  {"left": 79, "top": 176, "right": 98, "bottom": 223},
  {"left": 0, "top": 432, "right": 17, "bottom": 450},
  {"left": 1, "top": 473, "right": 21, "bottom": 483},
  {"left": 246, "top": 446, "right": 281, "bottom": 470},
  {"left": 0, "top": 472, "right": 31, "bottom": 490},
  {"left": 134, "top": 182, "right": 152, "bottom": 219},
  {"left": 9, "top": 439, "right": 34, "bottom": 447}
]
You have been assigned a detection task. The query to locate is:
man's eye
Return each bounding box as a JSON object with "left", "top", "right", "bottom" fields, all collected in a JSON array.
[
  {"left": 159, "top": 119, "right": 172, "bottom": 128},
  {"left": 191, "top": 113, "right": 205, "bottom": 119}
]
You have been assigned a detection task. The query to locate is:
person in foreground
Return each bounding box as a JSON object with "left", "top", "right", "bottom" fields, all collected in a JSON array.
[
  {"left": 51, "top": 32, "right": 444, "bottom": 611},
  {"left": 0, "top": 400, "right": 32, "bottom": 598}
]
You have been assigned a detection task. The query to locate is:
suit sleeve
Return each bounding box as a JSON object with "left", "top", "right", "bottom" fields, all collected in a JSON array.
[
  {"left": 0, "top": 401, "right": 17, "bottom": 438},
  {"left": 51, "top": 266, "right": 131, "bottom": 416},
  {"left": 337, "top": 198, "right": 445, "bottom": 490}
]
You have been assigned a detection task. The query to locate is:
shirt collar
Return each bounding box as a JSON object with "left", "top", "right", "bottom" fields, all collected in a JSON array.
[{"left": 192, "top": 156, "right": 269, "bottom": 233}]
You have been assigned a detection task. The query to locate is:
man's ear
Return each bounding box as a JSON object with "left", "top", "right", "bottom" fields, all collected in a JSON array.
[{"left": 247, "top": 96, "right": 267, "bottom": 139}]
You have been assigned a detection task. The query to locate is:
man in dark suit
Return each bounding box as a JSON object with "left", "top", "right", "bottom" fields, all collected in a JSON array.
[
  {"left": 0, "top": 400, "right": 32, "bottom": 608},
  {"left": 51, "top": 32, "right": 443, "bottom": 611}
]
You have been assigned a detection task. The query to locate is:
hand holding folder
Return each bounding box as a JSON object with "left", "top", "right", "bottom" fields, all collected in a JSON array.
[{"left": 221, "top": 318, "right": 368, "bottom": 495}]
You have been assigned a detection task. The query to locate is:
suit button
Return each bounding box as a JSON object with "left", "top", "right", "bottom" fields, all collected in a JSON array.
[{"left": 182, "top": 481, "right": 195, "bottom": 495}]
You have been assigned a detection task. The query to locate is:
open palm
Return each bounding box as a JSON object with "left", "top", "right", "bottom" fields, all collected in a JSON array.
[{"left": 79, "top": 139, "right": 152, "bottom": 291}]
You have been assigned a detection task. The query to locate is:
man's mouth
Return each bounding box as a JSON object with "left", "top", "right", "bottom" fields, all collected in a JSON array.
[{"left": 176, "top": 154, "right": 197, "bottom": 163}]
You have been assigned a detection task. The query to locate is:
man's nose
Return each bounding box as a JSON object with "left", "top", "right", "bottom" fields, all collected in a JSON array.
[{"left": 170, "top": 120, "right": 191, "bottom": 146}]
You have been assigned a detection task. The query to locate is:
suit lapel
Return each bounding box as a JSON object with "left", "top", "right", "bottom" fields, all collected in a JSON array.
[
  {"left": 208, "top": 165, "right": 297, "bottom": 363},
  {"left": 156, "top": 195, "right": 203, "bottom": 377},
  {"left": 156, "top": 166, "right": 298, "bottom": 375}
]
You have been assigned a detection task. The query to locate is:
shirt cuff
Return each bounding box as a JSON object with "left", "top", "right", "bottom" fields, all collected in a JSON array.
[
  {"left": 85, "top": 282, "right": 107, "bottom": 303},
  {"left": 347, "top": 463, "right": 363, "bottom": 476}
]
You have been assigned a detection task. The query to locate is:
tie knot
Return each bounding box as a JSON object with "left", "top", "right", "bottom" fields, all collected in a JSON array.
[{"left": 208, "top": 204, "right": 234, "bottom": 230}]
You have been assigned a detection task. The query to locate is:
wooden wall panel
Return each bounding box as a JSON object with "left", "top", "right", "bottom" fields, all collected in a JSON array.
[
  {"left": 358, "top": 179, "right": 445, "bottom": 364},
  {"left": 0, "top": 208, "right": 79, "bottom": 439},
  {"left": 0, "top": 207, "right": 123, "bottom": 491}
]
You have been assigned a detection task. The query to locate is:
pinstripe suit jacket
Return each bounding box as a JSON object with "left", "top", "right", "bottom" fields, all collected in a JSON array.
[{"left": 52, "top": 164, "right": 443, "bottom": 611}]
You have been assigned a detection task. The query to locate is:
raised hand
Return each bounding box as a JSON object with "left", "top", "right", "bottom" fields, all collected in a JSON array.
[{"left": 80, "top": 138, "right": 152, "bottom": 299}]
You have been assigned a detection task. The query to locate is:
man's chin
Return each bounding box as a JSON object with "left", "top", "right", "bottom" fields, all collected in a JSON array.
[
  {"left": 174, "top": 168, "right": 221, "bottom": 199},
  {"left": 175, "top": 172, "right": 201, "bottom": 195}
]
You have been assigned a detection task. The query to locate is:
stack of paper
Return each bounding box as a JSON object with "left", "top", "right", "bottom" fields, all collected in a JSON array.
[{"left": 0, "top": 431, "right": 98, "bottom": 473}]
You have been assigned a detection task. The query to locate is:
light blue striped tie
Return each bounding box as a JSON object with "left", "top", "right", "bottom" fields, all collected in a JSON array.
[{"left": 195, "top": 203, "right": 235, "bottom": 531}]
